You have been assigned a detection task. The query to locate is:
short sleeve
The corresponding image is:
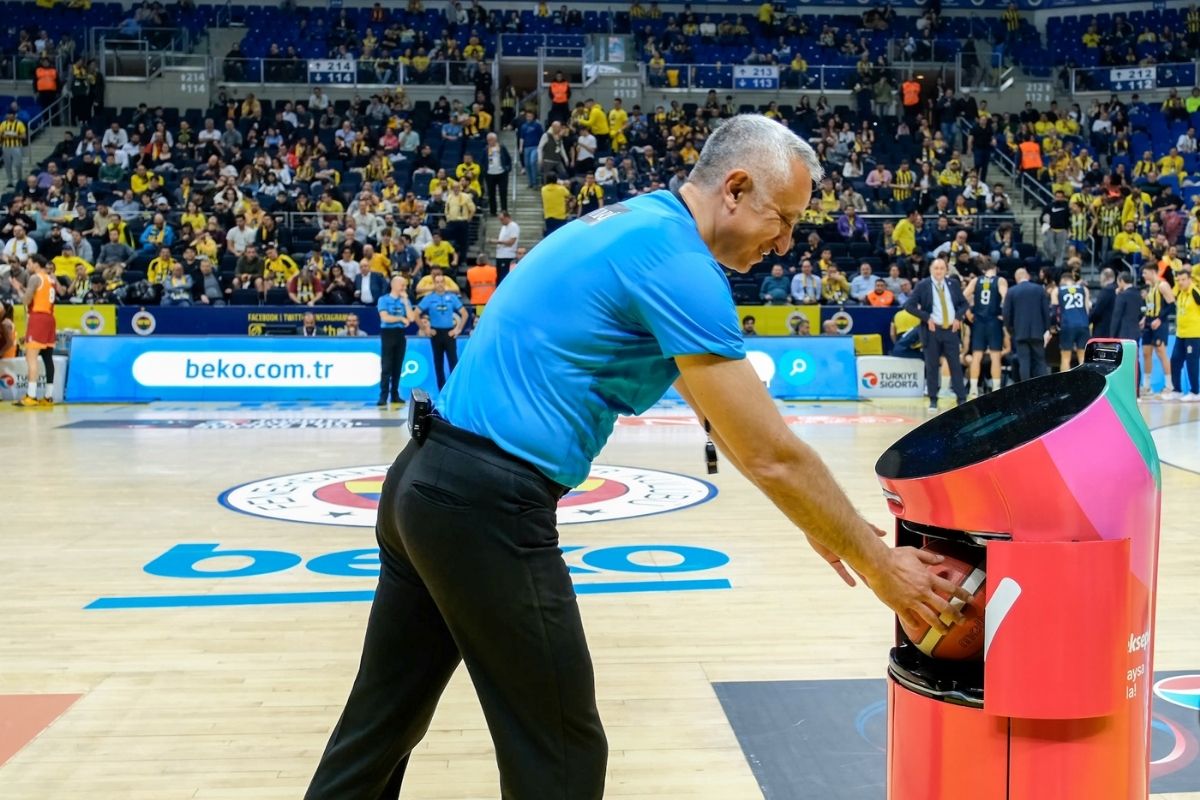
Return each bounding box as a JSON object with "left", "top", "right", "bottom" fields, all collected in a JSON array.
[{"left": 621, "top": 253, "right": 744, "bottom": 360}]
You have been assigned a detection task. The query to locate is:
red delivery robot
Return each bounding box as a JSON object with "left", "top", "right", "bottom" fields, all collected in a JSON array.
[{"left": 875, "top": 340, "right": 1161, "bottom": 800}]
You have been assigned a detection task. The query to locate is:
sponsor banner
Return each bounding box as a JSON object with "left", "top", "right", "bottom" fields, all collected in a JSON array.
[
  {"left": 0, "top": 356, "right": 69, "bottom": 402},
  {"left": 664, "top": 335, "right": 857, "bottom": 400},
  {"left": 115, "top": 305, "right": 411, "bottom": 336},
  {"left": 219, "top": 464, "right": 716, "bottom": 527},
  {"left": 66, "top": 335, "right": 459, "bottom": 402},
  {"left": 71, "top": 333, "right": 856, "bottom": 402},
  {"left": 857, "top": 355, "right": 925, "bottom": 398},
  {"left": 13, "top": 304, "right": 116, "bottom": 337}
]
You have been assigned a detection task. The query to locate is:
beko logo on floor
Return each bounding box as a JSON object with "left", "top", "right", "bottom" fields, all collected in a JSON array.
[{"left": 84, "top": 542, "right": 733, "bottom": 610}]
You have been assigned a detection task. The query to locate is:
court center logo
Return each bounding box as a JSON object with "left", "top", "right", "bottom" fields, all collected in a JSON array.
[{"left": 220, "top": 464, "right": 716, "bottom": 527}]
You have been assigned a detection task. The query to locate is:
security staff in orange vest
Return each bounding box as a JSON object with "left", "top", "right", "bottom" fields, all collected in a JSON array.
[
  {"left": 467, "top": 255, "right": 498, "bottom": 304},
  {"left": 1018, "top": 136, "right": 1043, "bottom": 178},
  {"left": 548, "top": 70, "right": 570, "bottom": 125},
  {"left": 901, "top": 77, "right": 921, "bottom": 127},
  {"left": 34, "top": 56, "right": 60, "bottom": 109}
]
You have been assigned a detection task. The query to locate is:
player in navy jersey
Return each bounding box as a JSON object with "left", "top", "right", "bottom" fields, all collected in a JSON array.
[
  {"left": 964, "top": 260, "right": 1007, "bottom": 395},
  {"left": 305, "top": 116, "right": 966, "bottom": 800},
  {"left": 1053, "top": 272, "right": 1091, "bottom": 373}
]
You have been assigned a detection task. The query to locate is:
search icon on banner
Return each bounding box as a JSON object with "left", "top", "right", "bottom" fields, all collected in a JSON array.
[
  {"left": 399, "top": 352, "right": 430, "bottom": 388},
  {"left": 779, "top": 350, "right": 816, "bottom": 387}
]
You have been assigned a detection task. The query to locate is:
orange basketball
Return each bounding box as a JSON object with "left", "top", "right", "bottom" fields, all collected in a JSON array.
[{"left": 899, "top": 541, "right": 986, "bottom": 661}]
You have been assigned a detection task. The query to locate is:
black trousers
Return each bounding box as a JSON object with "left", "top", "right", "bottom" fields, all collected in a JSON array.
[
  {"left": 444, "top": 220, "right": 469, "bottom": 262},
  {"left": 1015, "top": 337, "right": 1049, "bottom": 381},
  {"left": 430, "top": 328, "right": 458, "bottom": 389},
  {"left": 974, "top": 147, "right": 991, "bottom": 183},
  {"left": 485, "top": 171, "right": 509, "bottom": 213},
  {"left": 922, "top": 325, "right": 966, "bottom": 402},
  {"left": 379, "top": 328, "right": 406, "bottom": 401},
  {"left": 496, "top": 257, "right": 513, "bottom": 284},
  {"left": 304, "top": 419, "right": 607, "bottom": 800}
]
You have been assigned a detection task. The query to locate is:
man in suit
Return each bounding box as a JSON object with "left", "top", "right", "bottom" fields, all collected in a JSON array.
[
  {"left": 1110, "top": 270, "right": 1144, "bottom": 342},
  {"left": 1088, "top": 266, "right": 1117, "bottom": 338},
  {"left": 354, "top": 268, "right": 389, "bottom": 306},
  {"left": 1002, "top": 268, "right": 1051, "bottom": 381},
  {"left": 903, "top": 257, "right": 968, "bottom": 411}
]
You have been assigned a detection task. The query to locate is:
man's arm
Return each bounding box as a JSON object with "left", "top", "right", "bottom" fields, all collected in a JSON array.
[
  {"left": 674, "top": 356, "right": 964, "bottom": 632},
  {"left": 902, "top": 282, "right": 927, "bottom": 321},
  {"left": 22, "top": 272, "right": 39, "bottom": 306}
]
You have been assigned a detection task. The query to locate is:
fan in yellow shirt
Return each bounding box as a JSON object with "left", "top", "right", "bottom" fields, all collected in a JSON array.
[
  {"left": 893, "top": 212, "right": 918, "bottom": 256},
  {"left": 263, "top": 246, "right": 300, "bottom": 282},
  {"left": 1158, "top": 150, "right": 1186, "bottom": 178},
  {"left": 455, "top": 156, "right": 483, "bottom": 195},
  {"left": 607, "top": 101, "right": 628, "bottom": 138},
  {"left": 52, "top": 251, "right": 94, "bottom": 280},
  {"left": 130, "top": 166, "right": 156, "bottom": 194},
  {"left": 1133, "top": 151, "right": 1157, "bottom": 178},
  {"left": 423, "top": 235, "right": 458, "bottom": 269},
  {"left": 1112, "top": 222, "right": 1147, "bottom": 257},
  {"left": 1054, "top": 117, "right": 1079, "bottom": 136},
  {"left": 585, "top": 101, "right": 609, "bottom": 138}
]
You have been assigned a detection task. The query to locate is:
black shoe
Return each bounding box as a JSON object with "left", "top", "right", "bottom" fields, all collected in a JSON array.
[
  {"left": 376, "top": 397, "right": 388, "bottom": 407},
  {"left": 391, "top": 395, "right": 405, "bottom": 405}
]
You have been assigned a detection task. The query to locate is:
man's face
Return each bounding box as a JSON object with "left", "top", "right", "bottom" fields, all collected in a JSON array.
[
  {"left": 433, "top": 275, "right": 446, "bottom": 293},
  {"left": 303, "top": 313, "right": 316, "bottom": 326},
  {"left": 771, "top": 265, "right": 783, "bottom": 278},
  {"left": 346, "top": 315, "right": 360, "bottom": 331},
  {"left": 860, "top": 264, "right": 871, "bottom": 277},
  {"left": 930, "top": 260, "right": 948, "bottom": 282},
  {"left": 874, "top": 279, "right": 886, "bottom": 295}
]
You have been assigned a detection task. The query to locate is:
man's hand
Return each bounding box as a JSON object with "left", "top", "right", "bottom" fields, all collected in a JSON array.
[
  {"left": 448, "top": 328, "right": 459, "bottom": 338},
  {"left": 951, "top": 319, "right": 961, "bottom": 332},
  {"left": 1151, "top": 318, "right": 1161, "bottom": 330},
  {"left": 865, "top": 547, "right": 969, "bottom": 633},
  {"left": 927, "top": 319, "right": 937, "bottom": 331}
]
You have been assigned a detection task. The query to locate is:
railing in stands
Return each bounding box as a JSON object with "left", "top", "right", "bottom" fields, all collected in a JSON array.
[
  {"left": 89, "top": 26, "right": 191, "bottom": 58},
  {"left": 1068, "top": 61, "right": 1199, "bottom": 96},
  {"left": 28, "top": 92, "right": 70, "bottom": 135}
]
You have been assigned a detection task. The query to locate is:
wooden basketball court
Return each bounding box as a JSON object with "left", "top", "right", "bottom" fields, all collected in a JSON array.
[{"left": 2, "top": 398, "right": 1198, "bottom": 799}]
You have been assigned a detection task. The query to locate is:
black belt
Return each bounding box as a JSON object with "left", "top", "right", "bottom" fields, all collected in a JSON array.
[
  {"left": 410, "top": 392, "right": 570, "bottom": 500},
  {"left": 428, "top": 417, "right": 571, "bottom": 500}
]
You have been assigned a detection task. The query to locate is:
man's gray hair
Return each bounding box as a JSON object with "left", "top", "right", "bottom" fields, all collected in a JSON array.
[{"left": 689, "top": 114, "right": 824, "bottom": 192}]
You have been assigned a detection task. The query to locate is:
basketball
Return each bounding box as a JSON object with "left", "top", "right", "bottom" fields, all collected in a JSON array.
[{"left": 900, "top": 541, "right": 986, "bottom": 661}]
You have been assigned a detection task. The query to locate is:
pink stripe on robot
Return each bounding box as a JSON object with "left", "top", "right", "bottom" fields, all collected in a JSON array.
[{"left": 1041, "top": 399, "right": 1156, "bottom": 586}]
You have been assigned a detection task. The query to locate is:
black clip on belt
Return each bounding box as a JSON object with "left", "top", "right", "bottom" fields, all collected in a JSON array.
[{"left": 408, "top": 388, "right": 434, "bottom": 444}]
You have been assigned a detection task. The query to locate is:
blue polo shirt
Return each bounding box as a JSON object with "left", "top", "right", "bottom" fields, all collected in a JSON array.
[
  {"left": 439, "top": 190, "right": 745, "bottom": 487},
  {"left": 377, "top": 292, "right": 412, "bottom": 329},
  {"left": 417, "top": 291, "right": 464, "bottom": 329}
]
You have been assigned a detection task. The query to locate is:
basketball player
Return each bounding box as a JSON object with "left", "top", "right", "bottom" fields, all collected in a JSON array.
[
  {"left": 15, "top": 255, "right": 55, "bottom": 407},
  {"left": 304, "top": 116, "right": 967, "bottom": 800},
  {"left": 1053, "top": 272, "right": 1090, "bottom": 373},
  {"left": 963, "top": 260, "right": 1007, "bottom": 396},
  {"left": 1141, "top": 264, "right": 1173, "bottom": 397}
]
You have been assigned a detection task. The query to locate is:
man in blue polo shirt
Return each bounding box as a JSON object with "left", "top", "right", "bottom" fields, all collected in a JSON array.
[
  {"left": 306, "top": 116, "right": 964, "bottom": 800},
  {"left": 416, "top": 274, "right": 467, "bottom": 389},
  {"left": 376, "top": 275, "right": 414, "bottom": 407}
]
